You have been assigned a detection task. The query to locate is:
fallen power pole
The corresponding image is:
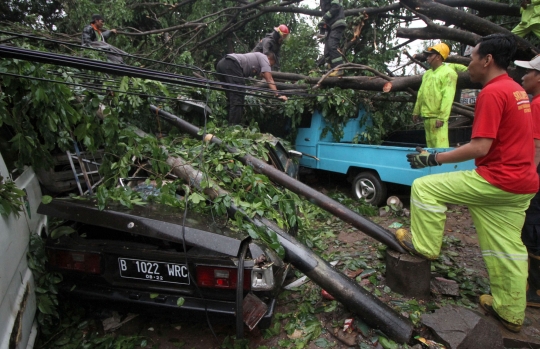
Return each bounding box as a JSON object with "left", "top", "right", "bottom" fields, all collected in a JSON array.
[
  {"left": 165, "top": 139, "right": 414, "bottom": 344},
  {"left": 150, "top": 105, "right": 406, "bottom": 254}
]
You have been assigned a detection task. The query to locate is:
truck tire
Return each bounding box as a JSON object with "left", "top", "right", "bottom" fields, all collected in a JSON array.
[{"left": 351, "top": 172, "right": 387, "bottom": 206}]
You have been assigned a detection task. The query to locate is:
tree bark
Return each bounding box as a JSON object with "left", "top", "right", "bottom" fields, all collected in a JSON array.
[
  {"left": 270, "top": 71, "right": 483, "bottom": 92},
  {"left": 413, "top": 53, "right": 471, "bottom": 66},
  {"left": 433, "top": 0, "right": 521, "bottom": 17},
  {"left": 399, "top": 0, "right": 538, "bottom": 59},
  {"left": 397, "top": 26, "right": 481, "bottom": 47}
]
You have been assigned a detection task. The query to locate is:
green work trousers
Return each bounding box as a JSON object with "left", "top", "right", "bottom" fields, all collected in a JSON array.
[
  {"left": 410, "top": 170, "right": 533, "bottom": 325},
  {"left": 512, "top": 23, "right": 540, "bottom": 39},
  {"left": 424, "top": 118, "right": 449, "bottom": 148}
]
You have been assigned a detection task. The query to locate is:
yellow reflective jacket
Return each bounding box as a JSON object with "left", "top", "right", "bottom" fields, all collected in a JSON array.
[
  {"left": 413, "top": 64, "right": 458, "bottom": 122},
  {"left": 520, "top": 1, "right": 540, "bottom": 27}
]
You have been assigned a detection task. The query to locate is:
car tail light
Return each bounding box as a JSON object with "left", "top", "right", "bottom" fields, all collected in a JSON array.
[
  {"left": 47, "top": 249, "right": 102, "bottom": 274},
  {"left": 196, "top": 266, "right": 251, "bottom": 290}
]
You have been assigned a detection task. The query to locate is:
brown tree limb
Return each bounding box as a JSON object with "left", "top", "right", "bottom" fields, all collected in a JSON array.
[
  {"left": 117, "top": 23, "right": 206, "bottom": 36},
  {"left": 397, "top": 26, "right": 481, "bottom": 46},
  {"left": 402, "top": 49, "right": 428, "bottom": 70},
  {"left": 433, "top": 0, "right": 521, "bottom": 17},
  {"left": 399, "top": 0, "right": 538, "bottom": 59},
  {"left": 398, "top": 2, "right": 482, "bottom": 46},
  {"left": 413, "top": 52, "right": 471, "bottom": 66}
]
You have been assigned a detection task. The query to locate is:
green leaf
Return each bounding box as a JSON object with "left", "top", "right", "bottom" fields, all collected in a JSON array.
[
  {"left": 177, "top": 297, "right": 185, "bottom": 306},
  {"left": 313, "top": 337, "right": 333, "bottom": 348},
  {"left": 41, "top": 195, "right": 53, "bottom": 204},
  {"left": 50, "top": 226, "right": 77, "bottom": 239},
  {"left": 378, "top": 336, "right": 398, "bottom": 349}
]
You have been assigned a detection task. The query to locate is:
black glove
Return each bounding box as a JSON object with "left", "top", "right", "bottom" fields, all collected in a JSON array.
[{"left": 406, "top": 146, "right": 440, "bottom": 169}]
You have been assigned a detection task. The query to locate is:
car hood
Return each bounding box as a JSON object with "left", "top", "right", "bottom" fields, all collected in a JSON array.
[{"left": 38, "top": 198, "right": 249, "bottom": 257}]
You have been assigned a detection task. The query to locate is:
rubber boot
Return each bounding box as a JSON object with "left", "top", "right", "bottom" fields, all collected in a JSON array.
[
  {"left": 479, "top": 294, "right": 522, "bottom": 333},
  {"left": 527, "top": 253, "right": 540, "bottom": 307}
]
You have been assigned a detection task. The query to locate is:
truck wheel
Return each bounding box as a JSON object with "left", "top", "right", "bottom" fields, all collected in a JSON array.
[{"left": 351, "top": 172, "right": 387, "bottom": 206}]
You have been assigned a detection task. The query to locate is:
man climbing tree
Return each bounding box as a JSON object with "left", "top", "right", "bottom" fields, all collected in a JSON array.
[
  {"left": 252, "top": 25, "right": 289, "bottom": 71},
  {"left": 82, "top": 14, "right": 125, "bottom": 64},
  {"left": 319, "top": 0, "right": 346, "bottom": 77}
]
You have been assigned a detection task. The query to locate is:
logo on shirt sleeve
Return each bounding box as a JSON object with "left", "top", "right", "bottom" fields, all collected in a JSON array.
[{"left": 514, "top": 91, "right": 531, "bottom": 113}]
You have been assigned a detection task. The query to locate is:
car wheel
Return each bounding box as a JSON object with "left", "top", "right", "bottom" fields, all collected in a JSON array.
[{"left": 351, "top": 172, "right": 387, "bottom": 206}]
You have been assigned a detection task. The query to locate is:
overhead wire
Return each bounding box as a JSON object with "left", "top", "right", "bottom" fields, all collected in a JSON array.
[
  {"left": 0, "top": 29, "right": 255, "bottom": 341},
  {"left": 0, "top": 43, "right": 320, "bottom": 101},
  {"left": 0, "top": 29, "right": 321, "bottom": 99},
  {"left": 0, "top": 26, "right": 340, "bottom": 339}
]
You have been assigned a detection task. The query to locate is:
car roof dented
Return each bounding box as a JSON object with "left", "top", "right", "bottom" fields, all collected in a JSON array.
[{"left": 38, "top": 198, "right": 248, "bottom": 257}]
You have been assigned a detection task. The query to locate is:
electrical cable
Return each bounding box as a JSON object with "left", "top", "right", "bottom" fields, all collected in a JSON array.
[
  {"left": 0, "top": 30, "right": 320, "bottom": 98},
  {"left": 0, "top": 71, "right": 227, "bottom": 105},
  {"left": 0, "top": 30, "right": 318, "bottom": 98},
  {"left": 0, "top": 44, "right": 319, "bottom": 100},
  {"left": 176, "top": 63, "right": 221, "bottom": 344}
]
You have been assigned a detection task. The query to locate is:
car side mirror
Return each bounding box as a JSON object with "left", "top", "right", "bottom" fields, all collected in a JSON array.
[{"left": 288, "top": 150, "right": 303, "bottom": 159}]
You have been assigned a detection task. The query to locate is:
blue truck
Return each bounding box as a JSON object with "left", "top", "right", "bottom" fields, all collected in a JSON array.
[{"left": 294, "top": 108, "right": 475, "bottom": 206}]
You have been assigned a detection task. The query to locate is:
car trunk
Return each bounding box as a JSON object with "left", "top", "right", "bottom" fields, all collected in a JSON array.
[{"left": 39, "top": 198, "right": 286, "bottom": 325}]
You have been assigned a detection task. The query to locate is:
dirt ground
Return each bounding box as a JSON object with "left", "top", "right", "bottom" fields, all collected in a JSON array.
[{"left": 49, "top": 171, "right": 539, "bottom": 349}]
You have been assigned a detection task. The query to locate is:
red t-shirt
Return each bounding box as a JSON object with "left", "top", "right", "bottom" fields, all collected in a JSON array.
[
  {"left": 473, "top": 74, "right": 538, "bottom": 194},
  {"left": 532, "top": 94, "right": 540, "bottom": 140}
]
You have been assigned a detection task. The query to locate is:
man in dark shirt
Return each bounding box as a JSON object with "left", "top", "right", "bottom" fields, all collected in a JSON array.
[
  {"left": 319, "top": 0, "right": 346, "bottom": 77},
  {"left": 251, "top": 25, "right": 289, "bottom": 71},
  {"left": 82, "top": 14, "right": 125, "bottom": 64},
  {"left": 216, "top": 52, "right": 287, "bottom": 125},
  {"left": 82, "top": 14, "right": 117, "bottom": 45}
]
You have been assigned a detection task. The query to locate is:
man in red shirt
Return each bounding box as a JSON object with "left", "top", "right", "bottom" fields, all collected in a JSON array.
[
  {"left": 514, "top": 54, "right": 540, "bottom": 308},
  {"left": 397, "top": 33, "right": 539, "bottom": 333}
]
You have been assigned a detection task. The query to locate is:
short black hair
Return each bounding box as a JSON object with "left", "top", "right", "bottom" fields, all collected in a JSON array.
[
  {"left": 475, "top": 33, "right": 517, "bottom": 70},
  {"left": 91, "top": 14, "right": 104, "bottom": 23}
]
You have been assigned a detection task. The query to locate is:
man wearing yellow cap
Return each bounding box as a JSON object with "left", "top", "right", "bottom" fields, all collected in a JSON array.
[{"left": 413, "top": 42, "right": 458, "bottom": 148}]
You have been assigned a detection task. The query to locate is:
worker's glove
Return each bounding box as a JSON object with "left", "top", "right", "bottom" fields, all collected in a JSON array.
[{"left": 406, "top": 147, "right": 440, "bottom": 169}]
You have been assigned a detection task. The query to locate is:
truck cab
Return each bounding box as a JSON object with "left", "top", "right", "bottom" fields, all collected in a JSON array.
[{"left": 295, "top": 108, "right": 475, "bottom": 206}]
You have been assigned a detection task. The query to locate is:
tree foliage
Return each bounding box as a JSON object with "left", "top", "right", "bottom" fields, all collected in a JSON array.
[{"left": 3, "top": 1, "right": 539, "bottom": 347}]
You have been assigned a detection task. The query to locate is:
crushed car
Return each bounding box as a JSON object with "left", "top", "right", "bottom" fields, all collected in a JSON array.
[{"left": 39, "top": 197, "right": 288, "bottom": 329}]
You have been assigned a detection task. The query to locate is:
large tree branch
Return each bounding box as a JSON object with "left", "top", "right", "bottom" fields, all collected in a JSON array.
[
  {"left": 193, "top": 0, "right": 302, "bottom": 49},
  {"left": 433, "top": 0, "right": 521, "bottom": 17},
  {"left": 270, "top": 71, "right": 482, "bottom": 91},
  {"left": 399, "top": 0, "right": 538, "bottom": 58},
  {"left": 397, "top": 26, "right": 480, "bottom": 46},
  {"left": 118, "top": 22, "right": 206, "bottom": 36}
]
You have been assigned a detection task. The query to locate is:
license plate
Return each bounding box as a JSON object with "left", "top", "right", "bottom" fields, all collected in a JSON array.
[{"left": 118, "top": 258, "right": 190, "bottom": 285}]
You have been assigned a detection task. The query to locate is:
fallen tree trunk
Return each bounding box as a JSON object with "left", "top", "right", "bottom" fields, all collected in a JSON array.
[
  {"left": 165, "top": 149, "right": 414, "bottom": 344},
  {"left": 271, "top": 71, "right": 483, "bottom": 91}
]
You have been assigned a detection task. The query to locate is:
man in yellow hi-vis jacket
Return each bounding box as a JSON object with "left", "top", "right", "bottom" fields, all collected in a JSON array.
[
  {"left": 413, "top": 43, "right": 458, "bottom": 148},
  {"left": 512, "top": 0, "right": 540, "bottom": 39}
]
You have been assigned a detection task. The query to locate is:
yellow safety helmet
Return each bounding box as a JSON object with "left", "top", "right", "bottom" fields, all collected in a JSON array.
[{"left": 424, "top": 43, "right": 450, "bottom": 61}]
